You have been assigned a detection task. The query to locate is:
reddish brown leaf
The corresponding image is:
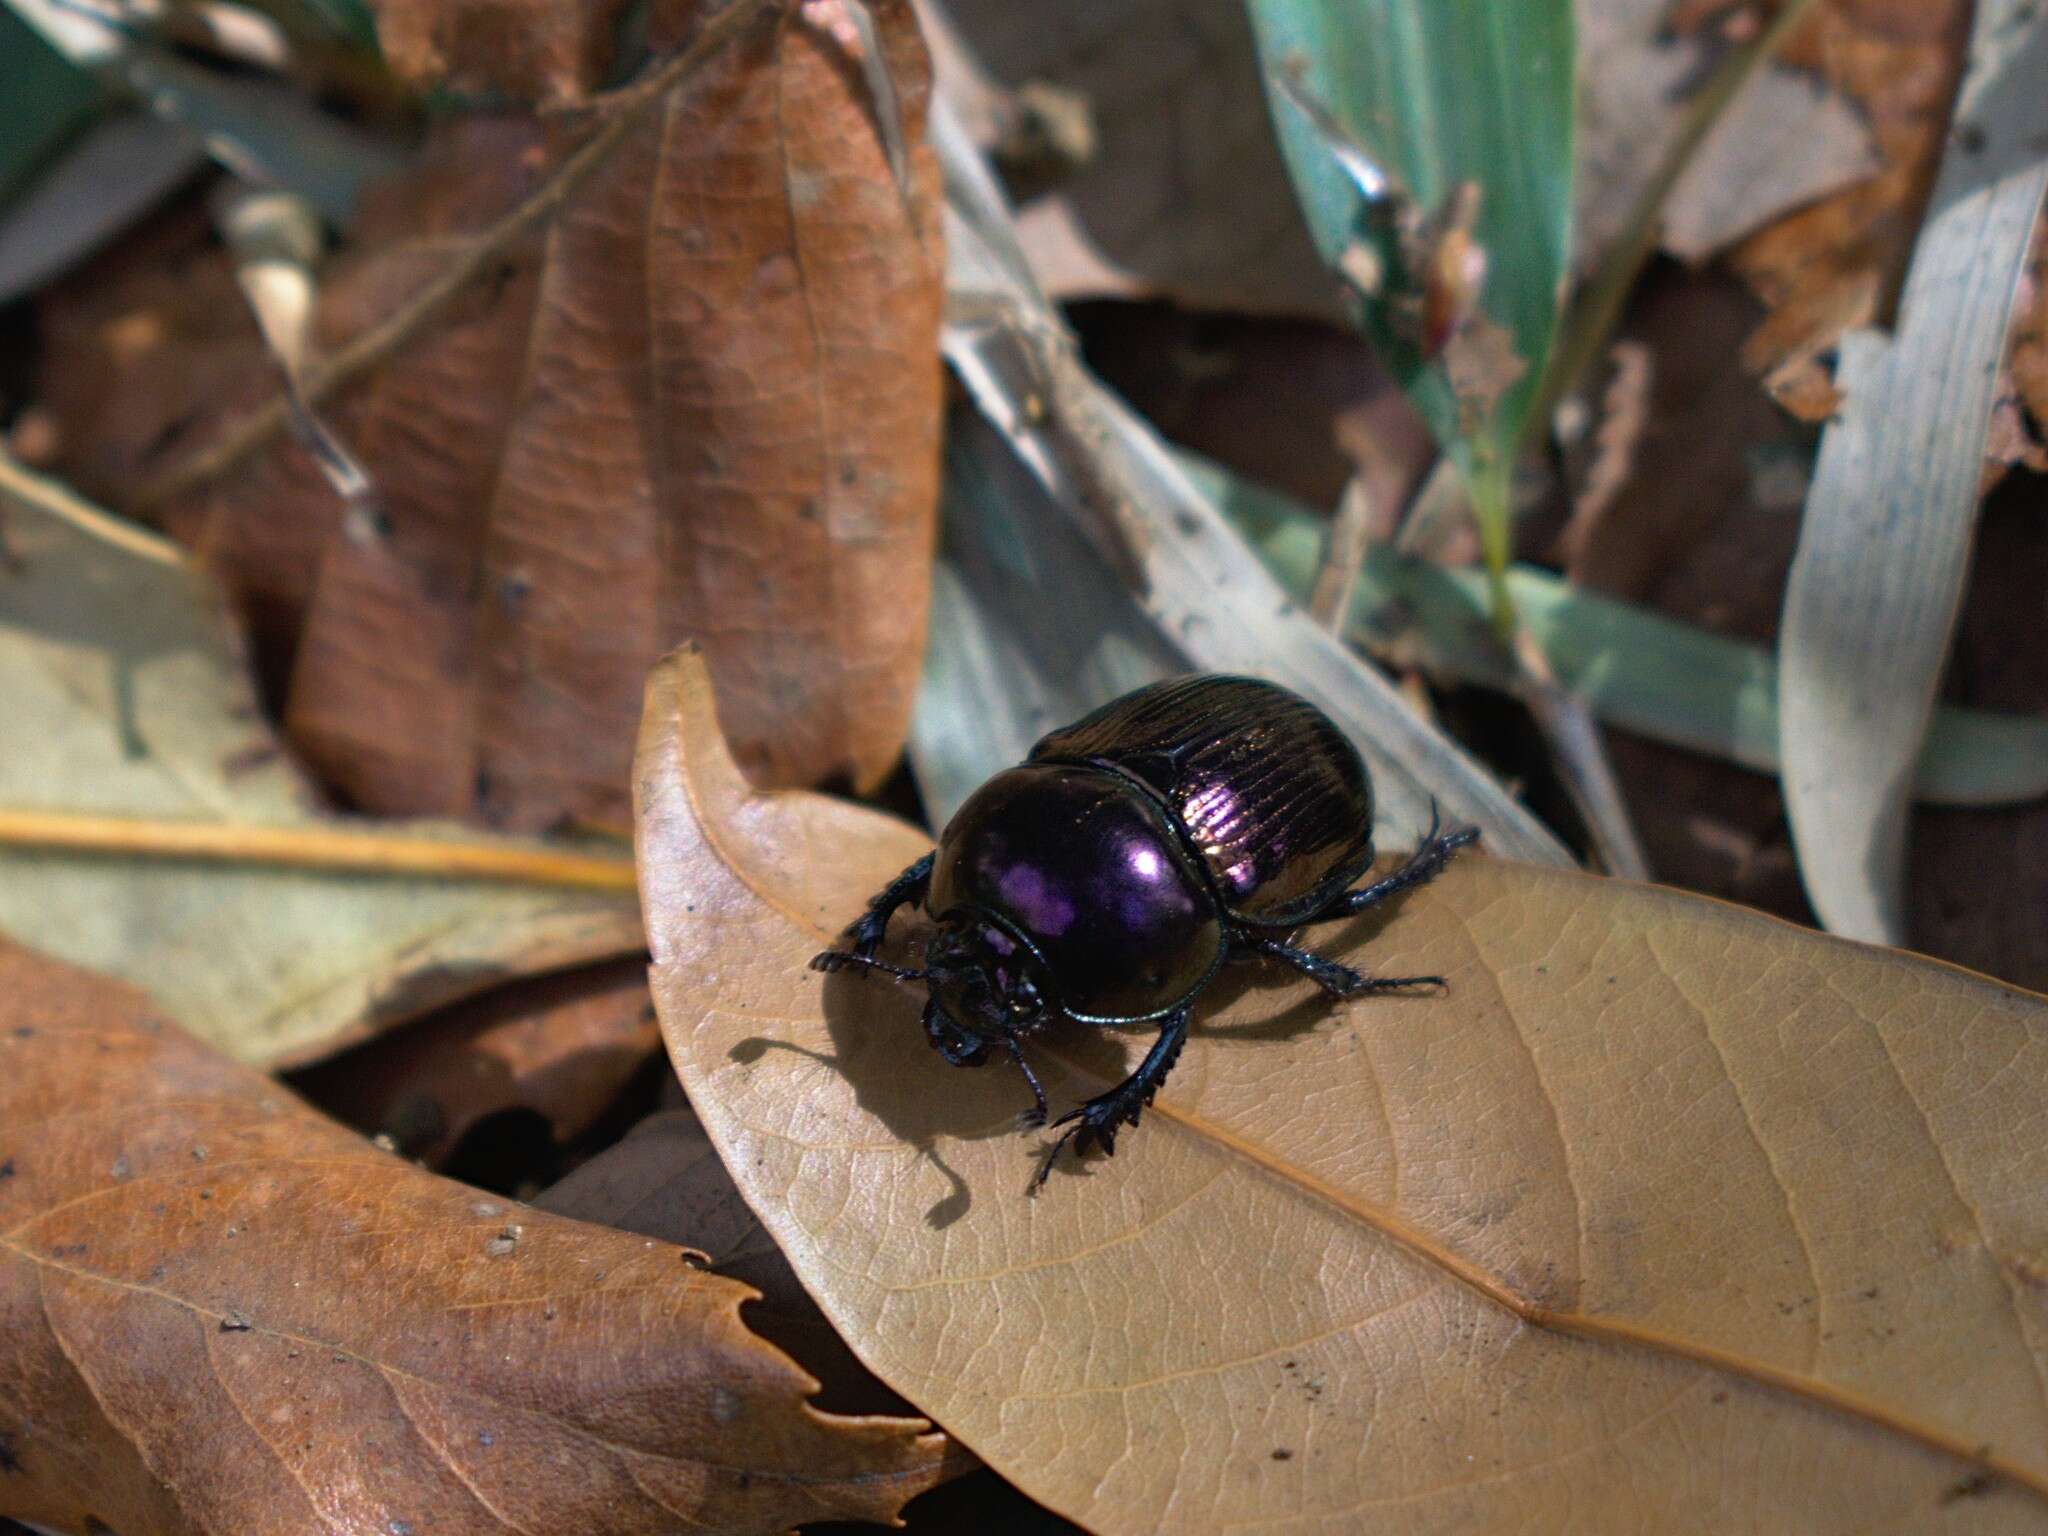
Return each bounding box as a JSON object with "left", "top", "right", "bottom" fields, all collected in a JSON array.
[
  {"left": 292, "top": 957, "right": 661, "bottom": 1166},
  {"left": 107, "top": 2, "right": 944, "bottom": 831},
  {"left": 0, "top": 940, "right": 949, "bottom": 1535}
]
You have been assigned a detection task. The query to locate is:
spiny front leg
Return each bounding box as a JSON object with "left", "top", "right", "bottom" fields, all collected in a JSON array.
[
  {"left": 1243, "top": 934, "right": 1443, "bottom": 996},
  {"left": 1318, "top": 803, "right": 1479, "bottom": 921},
  {"left": 1032, "top": 1008, "right": 1190, "bottom": 1190},
  {"left": 813, "top": 851, "right": 933, "bottom": 972}
]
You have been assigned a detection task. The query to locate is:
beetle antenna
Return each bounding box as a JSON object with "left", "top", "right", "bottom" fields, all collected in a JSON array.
[{"left": 810, "top": 950, "right": 928, "bottom": 983}]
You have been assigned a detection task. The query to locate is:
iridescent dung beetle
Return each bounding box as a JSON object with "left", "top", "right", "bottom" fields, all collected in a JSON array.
[{"left": 810, "top": 675, "right": 1479, "bottom": 1187}]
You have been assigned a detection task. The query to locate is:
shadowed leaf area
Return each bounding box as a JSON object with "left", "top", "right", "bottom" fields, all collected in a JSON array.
[
  {"left": 0, "top": 941, "right": 950, "bottom": 1535},
  {"left": 636, "top": 646, "right": 2048, "bottom": 1535}
]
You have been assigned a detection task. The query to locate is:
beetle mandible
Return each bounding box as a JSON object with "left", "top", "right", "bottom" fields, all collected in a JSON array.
[{"left": 810, "top": 675, "right": 1479, "bottom": 1187}]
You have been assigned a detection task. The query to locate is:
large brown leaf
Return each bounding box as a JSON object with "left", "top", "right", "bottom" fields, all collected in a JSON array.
[
  {"left": 636, "top": 646, "right": 2048, "bottom": 1533},
  {"left": 155, "top": 0, "right": 943, "bottom": 830},
  {"left": 0, "top": 939, "right": 949, "bottom": 1535}
]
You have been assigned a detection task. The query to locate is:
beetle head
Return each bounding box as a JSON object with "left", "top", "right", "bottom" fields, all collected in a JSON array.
[{"left": 923, "top": 913, "right": 1050, "bottom": 1054}]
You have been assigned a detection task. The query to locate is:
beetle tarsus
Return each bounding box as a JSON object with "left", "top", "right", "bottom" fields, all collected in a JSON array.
[
  {"left": 1032, "top": 1008, "right": 1189, "bottom": 1191},
  {"left": 811, "top": 949, "right": 928, "bottom": 982},
  {"left": 1243, "top": 935, "right": 1444, "bottom": 997}
]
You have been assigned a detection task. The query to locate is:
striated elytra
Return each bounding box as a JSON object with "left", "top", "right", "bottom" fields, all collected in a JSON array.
[{"left": 811, "top": 675, "right": 1479, "bottom": 1187}]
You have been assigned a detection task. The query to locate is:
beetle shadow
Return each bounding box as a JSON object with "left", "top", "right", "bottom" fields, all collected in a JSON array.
[{"left": 750, "top": 942, "right": 1138, "bottom": 1223}]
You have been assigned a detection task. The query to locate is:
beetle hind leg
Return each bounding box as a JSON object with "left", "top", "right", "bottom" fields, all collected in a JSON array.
[
  {"left": 1032, "top": 1008, "right": 1190, "bottom": 1190},
  {"left": 1245, "top": 934, "right": 1443, "bottom": 996},
  {"left": 1318, "top": 802, "right": 1479, "bottom": 921}
]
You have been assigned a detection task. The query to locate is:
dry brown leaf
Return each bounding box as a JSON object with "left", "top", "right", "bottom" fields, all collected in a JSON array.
[
  {"left": 636, "top": 645, "right": 2048, "bottom": 1534},
  {"left": 1726, "top": 0, "right": 1972, "bottom": 418},
  {"left": 291, "top": 956, "right": 660, "bottom": 1165},
  {"left": 119, "top": 0, "right": 945, "bottom": 831},
  {"left": 0, "top": 939, "right": 949, "bottom": 1535}
]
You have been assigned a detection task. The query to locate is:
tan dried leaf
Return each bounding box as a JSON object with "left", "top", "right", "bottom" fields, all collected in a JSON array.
[
  {"left": 637, "top": 645, "right": 2048, "bottom": 1534},
  {"left": 0, "top": 940, "right": 949, "bottom": 1535}
]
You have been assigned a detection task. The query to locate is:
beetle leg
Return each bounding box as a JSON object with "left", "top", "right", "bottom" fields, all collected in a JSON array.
[
  {"left": 1318, "top": 802, "right": 1479, "bottom": 920},
  {"left": 818, "top": 852, "right": 934, "bottom": 971},
  {"left": 999, "top": 1030, "right": 1051, "bottom": 1128},
  {"left": 1243, "top": 934, "right": 1443, "bottom": 996},
  {"left": 923, "top": 999, "right": 990, "bottom": 1068},
  {"left": 1032, "top": 1008, "right": 1189, "bottom": 1190}
]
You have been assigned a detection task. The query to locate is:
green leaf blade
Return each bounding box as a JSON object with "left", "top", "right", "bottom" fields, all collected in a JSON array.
[{"left": 1246, "top": 0, "right": 1575, "bottom": 530}]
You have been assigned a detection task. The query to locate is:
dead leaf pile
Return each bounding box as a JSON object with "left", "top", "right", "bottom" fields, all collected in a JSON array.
[
  {"left": 45, "top": 0, "right": 946, "bottom": 833},
  {"left": 0, "top": 939, "right": 951, "bottom": 1535},
  {"left": 637, "top": 645, "right": 2048, "bottom": 1533}
]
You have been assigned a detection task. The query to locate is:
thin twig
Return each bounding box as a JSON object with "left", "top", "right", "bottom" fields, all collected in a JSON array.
[
  {"left": 131, "top": 0, "right": 784, "bottom": 513},
  {"left": 1534, "top": 0, "right": 1824, "bottom": 433},
  {"left": 1510, "top": 629, "right": 1651, "bottom": 881},
  {"left": 0, "top": 451, "right": 187, "bottom": 566},
  {"left": 1307, "top": 475, "right": 1378, "bottom": 633},
  {"left": 0, "top": 809, "right": 639, "bottom": 890}
]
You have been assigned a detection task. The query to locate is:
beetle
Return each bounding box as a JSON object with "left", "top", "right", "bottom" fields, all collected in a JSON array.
[{"left": 810, "top": 675, "right": 1479, "bottom": 1187}]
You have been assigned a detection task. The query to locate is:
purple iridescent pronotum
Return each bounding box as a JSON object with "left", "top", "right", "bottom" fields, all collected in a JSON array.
[{"left": 809, "top": 675, "right": 1479, "bottom": 1188}]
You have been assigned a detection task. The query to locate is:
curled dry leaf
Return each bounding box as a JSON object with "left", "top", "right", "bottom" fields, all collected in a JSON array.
[
  {"left": 638, "top": 646, "right": 2048, "bottom": 1534},
  {"left": 0, "top": 477, "right": 641, "bottom": 1068},
  {"left": 0, "top": 940, "right": 949, "bottom": 1535},
  {"left": 144, "top": 0, "right": 943, "bottom": 829},
  {"left": 291, "top": 956, "right": 660, "bottom": 1165},
  {"left": 1727, "top": 0, "right": 1973, "bottom": 417}
]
